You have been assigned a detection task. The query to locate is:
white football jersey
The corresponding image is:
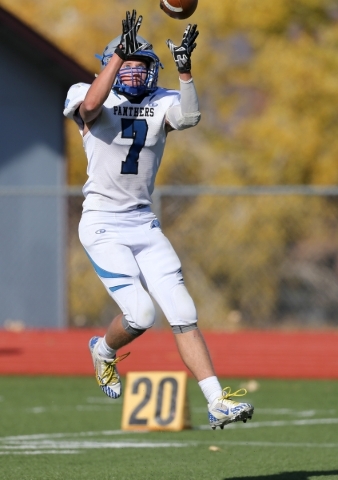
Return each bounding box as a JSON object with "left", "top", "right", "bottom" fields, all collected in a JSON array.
[{"left": 64, "top": 83, "right": 181, "bottom": 212}]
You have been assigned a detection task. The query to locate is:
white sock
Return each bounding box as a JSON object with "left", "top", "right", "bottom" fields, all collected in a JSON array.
[
  {"left": 198, "top": 376, "right": 223, "bottom": 405},
  {"left": 97, "top": 336, "right": 116, "bottom": 359}
]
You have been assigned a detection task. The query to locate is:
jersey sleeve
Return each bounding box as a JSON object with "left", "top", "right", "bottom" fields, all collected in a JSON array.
[
  {"left": 165, "top": 78, "right": 201, "bottom": 131},
  {"left": 63, "top": 83, "right": 90, "bottom": 120}
]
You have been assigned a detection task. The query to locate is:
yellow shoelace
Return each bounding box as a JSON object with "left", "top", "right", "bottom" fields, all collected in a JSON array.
[
  {"left": 97, "top": 352, "right": 130, "bottom": 387},
  {"left": 220, "top": 386, "right": 248, "bottom": 401}
]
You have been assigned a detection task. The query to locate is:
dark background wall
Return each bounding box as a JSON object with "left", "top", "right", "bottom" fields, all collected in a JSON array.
[{"left": 0, "top": 39, "right": 67, "bottom": 327}]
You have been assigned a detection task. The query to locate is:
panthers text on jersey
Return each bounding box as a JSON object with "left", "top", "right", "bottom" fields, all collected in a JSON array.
[{"left": 64, "top": 83, "right": 181, "bottom": 212}]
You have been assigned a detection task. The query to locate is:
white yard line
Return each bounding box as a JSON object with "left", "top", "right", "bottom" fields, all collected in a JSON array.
[
  {"left": 192, "top": 407, "right": 336, "bottom": 416},
  {"left": 86, "top": 396, "right": 122, "bottom": 404},
  {"left": 197, "top": 417, "right": 338, "bottom": 429},
  {"left": 18, "top": 405, "right": 338, "bottom": 416},
  {"left": 1, "top": 418, "right": 337, "bottom": 455},
  {"left": 0, "top": 438, "right": 191, "bottom": 455}
]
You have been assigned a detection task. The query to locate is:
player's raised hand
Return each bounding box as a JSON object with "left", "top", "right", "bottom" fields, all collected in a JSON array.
[
  {"left": 117, "top": 10, "right": 151, "bottom": 59},
  {"left": 122, "top": 10, "right": 141, "bottom": 55},
  {"left": 166, "top": 24, "right": 199, "bottom": 73}
]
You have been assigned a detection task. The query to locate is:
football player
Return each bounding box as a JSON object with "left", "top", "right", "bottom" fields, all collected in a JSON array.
[{"left": 63, "top": 10, "right": 254, "bottom": 429}]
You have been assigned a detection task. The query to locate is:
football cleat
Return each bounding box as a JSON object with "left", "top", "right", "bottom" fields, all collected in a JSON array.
[
  {"left": 88, "top": 336, "right": 130, "bottom": 399},
  {"left": 208, "top": 387, "right": 254, "bottom": 430}
]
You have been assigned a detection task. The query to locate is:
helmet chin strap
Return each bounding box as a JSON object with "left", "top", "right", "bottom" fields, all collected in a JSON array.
[{"left": 113, "top": 83, "right": 147, "bottom": 96}]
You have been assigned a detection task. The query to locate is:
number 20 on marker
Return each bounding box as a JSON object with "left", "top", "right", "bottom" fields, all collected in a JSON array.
[{"left": 121, "top": 371, "right": 190, "bottom": 431}]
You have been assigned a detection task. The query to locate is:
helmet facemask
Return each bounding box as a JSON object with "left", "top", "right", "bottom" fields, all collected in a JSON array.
[
  {"left": 114, "top": 52, "right": 160, "bottom": 96},
  {"left": 117, "top": 63, "right": 148, "bottom": 96},
  {"left": 96, "top": 36, "right": 163, "bottom": 96}
]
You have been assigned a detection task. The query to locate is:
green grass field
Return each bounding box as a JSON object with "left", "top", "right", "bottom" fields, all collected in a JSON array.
[{"left": 0, "top": 376, "right": 337, "bottom": 480}]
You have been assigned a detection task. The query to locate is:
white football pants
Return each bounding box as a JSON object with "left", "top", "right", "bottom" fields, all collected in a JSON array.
[{"left": 78, "top": 207, "right": 197, "bottom": 330}]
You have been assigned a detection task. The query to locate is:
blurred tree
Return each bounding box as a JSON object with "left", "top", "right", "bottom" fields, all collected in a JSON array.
[
  {"left": 3, "top": 0, "right": 338, "bottom": 327},
  {"left": 3, "top": 0, "right": 338, "bottom": 183},
  {"left": 164, "top": 0, "right": 338, "bottom": 327}
]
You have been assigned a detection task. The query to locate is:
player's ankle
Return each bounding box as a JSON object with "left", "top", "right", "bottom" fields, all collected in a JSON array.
[{"left": 97, "top": 336, "right": 116, "bottom": 358}]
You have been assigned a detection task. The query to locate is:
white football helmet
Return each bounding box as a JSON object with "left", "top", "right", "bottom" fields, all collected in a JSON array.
[{"left": 96, "top": 35, "right": 163, "bottom": 96}]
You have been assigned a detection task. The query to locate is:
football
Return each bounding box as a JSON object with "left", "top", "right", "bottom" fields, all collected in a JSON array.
[{"left": 160, "top": 0, "right": 198, "bottom": 20}]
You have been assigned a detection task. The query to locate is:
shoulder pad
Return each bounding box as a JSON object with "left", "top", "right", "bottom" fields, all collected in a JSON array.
[{"left": 63, "top": 83, "right": 90, "bottom": 119}]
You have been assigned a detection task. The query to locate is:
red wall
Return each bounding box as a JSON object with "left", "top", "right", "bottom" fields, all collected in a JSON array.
[{"left": 0, "top": 329, "right": 337, "bottom": 379}]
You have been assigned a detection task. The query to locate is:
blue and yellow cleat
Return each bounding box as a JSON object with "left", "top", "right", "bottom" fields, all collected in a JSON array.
[
  {"left": 88, "top": 336, "right": 130, "bottom": 399},
  {"left": 208, "top": 387, "right": 254, "bottom": 429}
]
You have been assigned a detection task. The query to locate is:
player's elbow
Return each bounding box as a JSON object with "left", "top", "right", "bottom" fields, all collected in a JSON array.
[
  {"left": 176, "top": 111, "right": 201, "bottom": 130},
  {"left": 79, "top": 100, "right": 102, "bottom": 124}
]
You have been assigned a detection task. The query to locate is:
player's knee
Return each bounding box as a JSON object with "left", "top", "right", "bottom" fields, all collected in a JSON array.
[
  {"left": 172, "top": 284, "right": 197, "bottom": 323},
  {"left": 126, "top": 298, "right": 156, "bottom": 332},
  {"left": 122, "top": 315, "right": 148, "bottom": 337},
  {"left": 171, "top": 323, "right": 198, "bottom": 334}
]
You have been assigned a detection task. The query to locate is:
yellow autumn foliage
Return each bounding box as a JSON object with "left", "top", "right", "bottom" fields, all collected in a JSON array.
[{"left": 2, "top": 0, "right": 338, "bottom": 326}]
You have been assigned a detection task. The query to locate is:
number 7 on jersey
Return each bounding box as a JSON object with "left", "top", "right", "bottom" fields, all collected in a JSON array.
[{"left": 121, "top": 118, "right": 148, "bottom": 175}]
